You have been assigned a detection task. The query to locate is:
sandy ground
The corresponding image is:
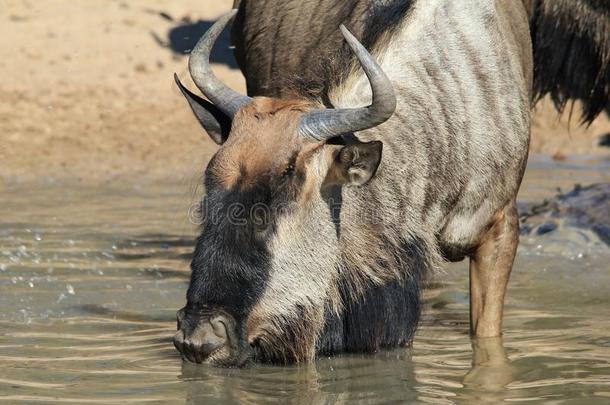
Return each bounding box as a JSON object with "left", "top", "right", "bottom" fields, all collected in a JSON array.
[{"left": 1, "top": 0, "right": 608, "bottom": 186}]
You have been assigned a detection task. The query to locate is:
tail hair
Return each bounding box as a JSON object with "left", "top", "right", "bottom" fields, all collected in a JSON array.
[{"left": 530, "top": 0, "right": 610, "bottom": 124}]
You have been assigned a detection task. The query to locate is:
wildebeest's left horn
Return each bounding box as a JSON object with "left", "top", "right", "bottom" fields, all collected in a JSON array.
[
  {"left": 189, "top": 10, "right": 252, "bottom": 118},
  {"left": 298, "top": 25, "right": 397, "bottom": 141}
]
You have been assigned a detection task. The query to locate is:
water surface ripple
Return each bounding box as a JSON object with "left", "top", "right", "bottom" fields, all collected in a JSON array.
[{"left": 1, "top": 157, "right": 609, "bottom": 404}]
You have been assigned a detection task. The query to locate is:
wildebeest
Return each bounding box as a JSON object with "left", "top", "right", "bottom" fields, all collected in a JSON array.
[{"left": 172, "top": 0, "right": 610, "bottom": 366}]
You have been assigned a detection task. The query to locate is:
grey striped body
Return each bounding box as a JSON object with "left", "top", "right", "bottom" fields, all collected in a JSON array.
[
  {"left": 339, "top": 0, "right": 532, "bottom": 256},
  {"left": 225, "top": 0, "right": 532, "bottom": 359},
  {"left": 175, "top": 0, "right": 609, "bottom": 364},
  {"left": 235, "top": 0, "right": 531, "bottom": 264}
]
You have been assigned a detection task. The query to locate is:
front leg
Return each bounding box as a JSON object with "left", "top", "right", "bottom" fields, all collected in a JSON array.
[{"left": 469, "top": 200, "right": 519, "bottom": 337}]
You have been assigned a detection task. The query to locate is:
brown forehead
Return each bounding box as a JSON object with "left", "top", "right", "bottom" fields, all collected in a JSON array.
[{"left": 211, "top": 97, "right": 321, "bottom": 189}]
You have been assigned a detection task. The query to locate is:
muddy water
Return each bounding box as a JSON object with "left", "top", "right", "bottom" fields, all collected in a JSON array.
[{"left": 1, "top": 157, "right": 609, "bottom": 404}]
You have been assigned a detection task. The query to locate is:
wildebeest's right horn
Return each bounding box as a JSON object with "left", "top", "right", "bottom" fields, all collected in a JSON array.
[
  {"left": 189, "top": 10, "right": 252, "bottom": 118},
  {"left": 298, "top": 25, "right": 397, "bottom": 141}
]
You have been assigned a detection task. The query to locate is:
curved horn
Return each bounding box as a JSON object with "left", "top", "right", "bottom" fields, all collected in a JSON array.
[
  {"left": 189, "top": 10, "right": 251, "bottom": 118},
  {"left": 298, "top": 25, "right": 397, "bottom": 141}
]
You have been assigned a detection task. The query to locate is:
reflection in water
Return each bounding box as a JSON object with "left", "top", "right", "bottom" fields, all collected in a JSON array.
[
  {"left": 1, "top": 159, "right": 610, "bottom": 404},
  {"left": 180, "top": 350, "right": 419, "bottom": 404},
  {"left": 465, "top": 338, "right": 514, "bottom": 390},
  {"left": 461, "top": 338, "right": 516, "bottom": 403}
]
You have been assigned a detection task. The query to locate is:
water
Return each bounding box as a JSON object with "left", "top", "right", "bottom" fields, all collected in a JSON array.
[{"left": 0, "top": 157, "right": 609, "bottom": 404}]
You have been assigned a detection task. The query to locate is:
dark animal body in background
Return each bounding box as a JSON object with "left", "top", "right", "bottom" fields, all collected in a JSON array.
[
  {"left": 530, "top": 0, "right": 610, "bottom": 123},
  {"left": 172, "top": 0, "right": 610, "bottom": 366},
  {"left": 233, "top": 0, "right": 610, "bottom": 116}
]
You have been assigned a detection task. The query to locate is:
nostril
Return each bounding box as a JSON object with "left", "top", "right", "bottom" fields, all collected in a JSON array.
[
  {"left": 210, "top": 316, "right": 229, "bottom": 340},
  {"left": 174, "top": 311, "right": 239, "bottom": 364}
]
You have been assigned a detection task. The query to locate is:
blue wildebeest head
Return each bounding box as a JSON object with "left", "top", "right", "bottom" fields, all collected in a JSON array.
[{"left": 172, "top": 11, "right": 410, "bottom": 367}]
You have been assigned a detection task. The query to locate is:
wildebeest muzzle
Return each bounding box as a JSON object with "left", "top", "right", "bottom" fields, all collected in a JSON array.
[{"left": 173, "top": 306, "right": 252, "bottom": 366}]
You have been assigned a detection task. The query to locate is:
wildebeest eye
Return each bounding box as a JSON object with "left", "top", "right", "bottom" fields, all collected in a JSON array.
[
  {"left": 283, "top": 152, "right": 299, "bottom": 178},
  {"left": 252, "top": 222, "right": 272, "bottom": 240},
  {"left": 283, "top": 163, "right": 295, "bottom": 177}
]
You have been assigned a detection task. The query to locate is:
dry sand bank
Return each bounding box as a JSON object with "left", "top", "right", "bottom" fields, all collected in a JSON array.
[{"left": 1, "top": 0, "right": 608, "bottom": 186}]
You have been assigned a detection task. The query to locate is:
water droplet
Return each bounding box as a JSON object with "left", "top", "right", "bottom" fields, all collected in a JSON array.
[{"left": 18, "top": 309, "right": 32, "bottom": 324}]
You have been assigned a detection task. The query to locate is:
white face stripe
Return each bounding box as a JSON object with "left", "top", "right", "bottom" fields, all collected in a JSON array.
[{"left": 247, "top": 151, "right": 342, "bottom": 345}]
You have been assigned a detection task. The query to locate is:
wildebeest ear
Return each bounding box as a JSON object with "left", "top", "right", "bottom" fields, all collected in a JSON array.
[
  {"left": 174, "top": 73, "right": 231, "bottom": 145},
  {"left": 328, "top": 141, "right": 383, "bottom": 186}
]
